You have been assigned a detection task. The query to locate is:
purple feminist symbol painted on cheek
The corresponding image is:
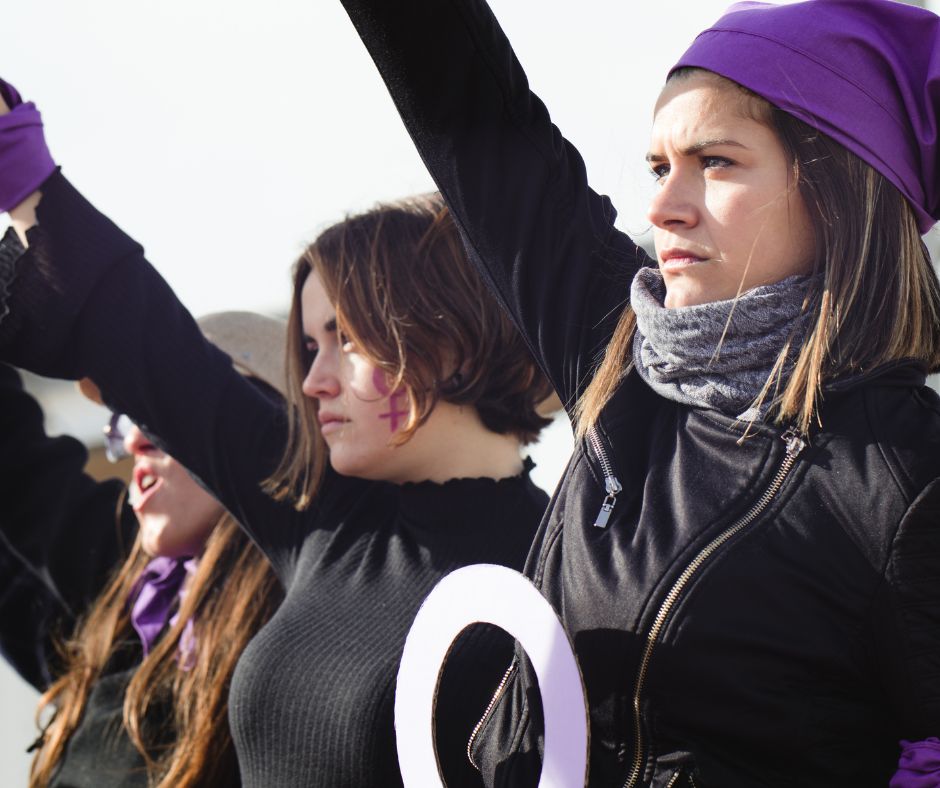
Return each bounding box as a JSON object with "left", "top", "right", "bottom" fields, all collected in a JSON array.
[{"left": 372, "top": 369, "right": 409, "bottom": 433}]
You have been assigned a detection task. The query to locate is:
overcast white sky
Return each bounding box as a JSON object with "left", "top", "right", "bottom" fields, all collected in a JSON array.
[
  {"left": 0, "top": 0, "right": 814, "bottom": 317},
  {"left": 1, "top": 0, "right": 937, "bottom": 782},
  {"left": 2, "top": 0, "right": 935, "bottom": 318}
]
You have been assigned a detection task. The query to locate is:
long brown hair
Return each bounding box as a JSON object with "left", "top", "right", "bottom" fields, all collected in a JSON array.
[
  {"left": 265, "top": 194, "right": 553, "bottom": 509},
  {"left": 576, "top": 69, "right": 940, "bottom": 437},
  {"left": 30, "top": 511, "right": 282, "bottom": 787}
]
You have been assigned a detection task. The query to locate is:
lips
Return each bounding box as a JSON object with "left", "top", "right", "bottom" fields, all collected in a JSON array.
[
  {"left": 659, "top": 247, "right": 709, "bottom": 271},
  {"left": 317, "top": 413, "right": 349, "bottom": 437},
  {"left": 131, "top": 464, "right": 163, "bottom": 512}
]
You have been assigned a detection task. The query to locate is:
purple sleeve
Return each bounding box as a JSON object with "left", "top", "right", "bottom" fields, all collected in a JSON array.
[{"left": 890, "top": 738, "right": 940, "bottom": 788}]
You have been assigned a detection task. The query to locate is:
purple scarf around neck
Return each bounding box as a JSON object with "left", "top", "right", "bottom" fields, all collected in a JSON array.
[{"left": 128, "top": 555, "right": 197, "bottom": 670}]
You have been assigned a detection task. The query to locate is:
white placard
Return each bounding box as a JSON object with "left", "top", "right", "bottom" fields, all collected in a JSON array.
[{"left": 395, "top": 564, "right": 588, "bottom": 787}]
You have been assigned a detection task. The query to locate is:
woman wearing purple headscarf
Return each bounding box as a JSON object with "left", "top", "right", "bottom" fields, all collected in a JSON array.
[{"left": 333, "top": 0, "right": 940, "bottom": 785}]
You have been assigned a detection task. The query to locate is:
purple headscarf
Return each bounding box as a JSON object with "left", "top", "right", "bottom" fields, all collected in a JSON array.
[{"left": 672, "top": 0, "right": 940, "bottom": 233}]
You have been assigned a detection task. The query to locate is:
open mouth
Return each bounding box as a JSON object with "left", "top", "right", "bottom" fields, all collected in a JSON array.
[{"left": 130, "top": 470, "right": 163, "bottom": 512}]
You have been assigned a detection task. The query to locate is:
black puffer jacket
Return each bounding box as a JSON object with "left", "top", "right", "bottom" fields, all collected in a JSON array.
[{"left": 339, "top": 0, "right": 940, "bottom": 784}]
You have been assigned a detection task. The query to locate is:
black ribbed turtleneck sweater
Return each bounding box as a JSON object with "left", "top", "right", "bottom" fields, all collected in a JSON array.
[
  {"left": 228, "top": 469, "right": 545, "bottom": 787},
  {"left": 0, "top": 172, "right": 548, "bottom": 787}
]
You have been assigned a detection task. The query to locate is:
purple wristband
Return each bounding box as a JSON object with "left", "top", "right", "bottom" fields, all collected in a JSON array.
[
  {"left": 890, "top": 738, "right": 940, "bottom": 788},
  {"left": 0, "top": 101, "right": 56, "bottom": 213}
]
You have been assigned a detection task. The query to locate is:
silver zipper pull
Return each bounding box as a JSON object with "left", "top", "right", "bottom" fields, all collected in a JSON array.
[
  {"left": 594, "top": 494, "right": 617, "bottom": 528},
  {"left": 594, "top": 476, "right": 622, "bottom": 528},
  {"left": 588, "top": 425, "right": 622, "bottom": 529},
  {"left": 781, "top": 427, "right": 806, "bottom": 458}
]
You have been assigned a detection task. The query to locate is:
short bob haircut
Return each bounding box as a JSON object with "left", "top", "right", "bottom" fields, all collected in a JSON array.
[
  {"left": 576, "top": 68, "right": 940, "bottom": 438},
  {"left": 267, "top": 194, "right": 553, "bottom": 509}
]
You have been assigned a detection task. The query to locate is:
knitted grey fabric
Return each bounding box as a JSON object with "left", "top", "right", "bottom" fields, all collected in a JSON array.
[{"left": 631, "top": 266, "right": 815, "bottom": 419}]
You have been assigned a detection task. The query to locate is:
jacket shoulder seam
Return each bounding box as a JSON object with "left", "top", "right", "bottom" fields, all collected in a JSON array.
[{"left": 863, "top": 388, "right": 913, "bottom": 516}]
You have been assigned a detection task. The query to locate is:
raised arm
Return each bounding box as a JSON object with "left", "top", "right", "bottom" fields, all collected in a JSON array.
[
  {"left": 339, "top": 0, "right": 653, "bottom": 408},
  {"left": 0, "top": 363, "right": 136, "bottom": 689},
  {"left": 0, "top": 183, "right": 307, "bottom": 565},
  {"left": 0, "top": 86, "right": 341, "bottom": 573}
]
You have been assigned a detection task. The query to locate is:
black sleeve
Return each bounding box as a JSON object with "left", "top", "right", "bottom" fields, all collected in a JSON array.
[
  {"left": 0, "top": 538, "right": 66, "bottom": 690},
  {"left": 338, "top": 0, "right": 653, "bottom": 410},
  {"left": 0, "top": 362, "right": 136, "bottom": 690},
  {"left": 0, "top": 174, "right": 347, "bottom": 577},
  {"left": 872, "top": 478, "right": 940, "bottom": 738}
]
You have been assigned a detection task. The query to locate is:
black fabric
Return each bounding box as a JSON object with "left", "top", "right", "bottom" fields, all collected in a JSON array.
[
  {"left": 227, "top": 474, "right": 543, "bottom": 788},
  {"left": 0, "top": 360, "right": 157, "bottom": 786},
  {"left": 49, "top": 645, "right": 151, "bottom": 788},
  {"left": 0, "top": 174, "right": 548, "bottom": 788},
  {"left": 0, "top": 226, "right": 24, "bottom": 324},
  {"left": 336, "top": 1, "right": 940, "bottom": 785},
  {"left": 0, "top": 543, "right": 60, "bottom": 691}
]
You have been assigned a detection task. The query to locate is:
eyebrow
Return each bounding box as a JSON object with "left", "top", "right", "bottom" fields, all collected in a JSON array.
[
  {"left": 646, "top": 138, "right": 749, "bottom": 163},
  {"left": 302, "top": 317, "right": 338, "bottom": 344}
]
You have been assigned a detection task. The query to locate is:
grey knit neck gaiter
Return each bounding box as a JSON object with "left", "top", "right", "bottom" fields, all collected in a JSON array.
[{"left": 630, "top": 266, "right": 816, "bottom": 420}]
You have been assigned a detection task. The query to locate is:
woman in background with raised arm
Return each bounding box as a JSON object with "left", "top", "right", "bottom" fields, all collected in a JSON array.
[
  {"left": 0, "top": 77, "right": 553, "bottom": 786},
  {"left": 336, "top": 0, "right": 940, "bottom": 785},
  {"left": 0, "top": 310, "right": 286, "bottom": 787}
]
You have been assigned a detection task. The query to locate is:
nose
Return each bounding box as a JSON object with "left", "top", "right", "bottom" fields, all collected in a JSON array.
[
  {"left": 124, "top": 424, "right": 156, "bottom": 457},
  {"left": 301, "top": 350, "right": 341, "bottom": 401},
  {"left": 646, "top": 168, "right": 699, "bottom": 230}
]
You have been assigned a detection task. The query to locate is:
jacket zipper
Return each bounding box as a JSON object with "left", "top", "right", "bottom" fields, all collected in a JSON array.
[
  {"left": 622, "top": 427, "right": 806, "bottom": 788},
  {"left": 466, "top": 427, "right": 620, "bottom": 768},
  {"left": 589, "top": 425, "right": 623, "bottom": 528},
  {"left": 467, "top": 658, "right": 518, "bottom": 770}
]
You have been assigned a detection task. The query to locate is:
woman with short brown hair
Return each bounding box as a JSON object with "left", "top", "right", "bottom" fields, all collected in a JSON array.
[
  {"left": 269, "top": 193, "right": 551, "bottom": 507},
  {"left": 0, "top": 79, "right": 553, "bottom": 786}
]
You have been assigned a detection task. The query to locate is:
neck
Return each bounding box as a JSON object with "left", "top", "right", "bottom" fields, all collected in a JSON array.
[
  {"left": 392, "top": 401, "right": 524, "bottom": 484},
  {"left": 630, "top": 266, "right": 815, "bottom": 418}
]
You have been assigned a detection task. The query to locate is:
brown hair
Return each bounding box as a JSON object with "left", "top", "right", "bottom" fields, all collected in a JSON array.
[
  {"left": 266, "top": 194, "right": 553, "bottom": 509},
  {"left": 576, "top": 69, "right": 940, "bottom": 437},
  {"left": 30, "top": 511, "right": 282, "bottom": 787}
]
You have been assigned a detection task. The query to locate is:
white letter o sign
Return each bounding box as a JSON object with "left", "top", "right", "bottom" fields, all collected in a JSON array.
[{"left": 394, "top": 564, "right": 588, "bottom": 787}]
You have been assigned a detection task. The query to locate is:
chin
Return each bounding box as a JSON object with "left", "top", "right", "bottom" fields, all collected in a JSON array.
[
  {"left": 663, "top": 283, "right": 725, "bottom": 309},
  {"left": 328, "top": 450, "right": 396, "bottom": 482},
  {"left": 141, "top": 536, "right": 167, "bottom": 558},
  {"left": 664, "top": 290, "right": 699, "bottom": 309},
  {"left": 140, "top": 519, "right": 167, "bottom": 558},
  {"left": 142, "top": 536, "right": 175, "bottom": 559},
  {"left": 141, "top": 526, "right": 185, "bottom": 559},
  {"left": 328, "top": 452, "right": 369, "bottom": 479}
]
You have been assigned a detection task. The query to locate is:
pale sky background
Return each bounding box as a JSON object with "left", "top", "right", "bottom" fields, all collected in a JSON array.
[{"left": 2, "top": 0, "right": 938, "bottom": 782}]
